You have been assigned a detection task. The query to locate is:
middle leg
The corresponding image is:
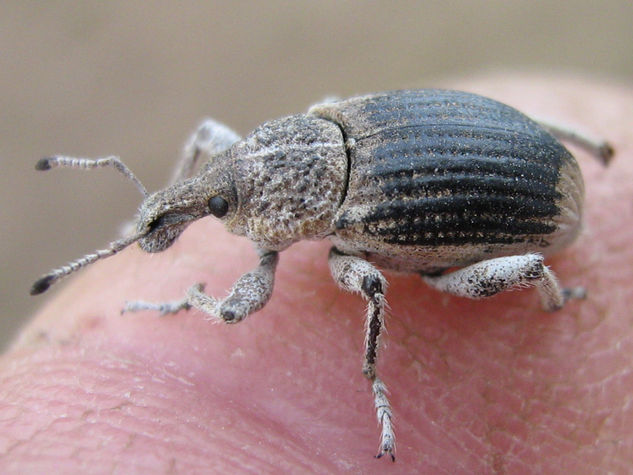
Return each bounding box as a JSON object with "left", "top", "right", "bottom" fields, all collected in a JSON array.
[{"left": 328, "top": 247, "right": 395, "bottom": 461}]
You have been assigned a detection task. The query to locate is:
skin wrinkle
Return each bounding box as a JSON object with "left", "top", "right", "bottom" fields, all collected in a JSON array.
[
  {"left": 2, "top": 348, "right": 333, "bottom": 473},
  {"left": 16, "top": 359, "right": 152, "bottom": 461}
]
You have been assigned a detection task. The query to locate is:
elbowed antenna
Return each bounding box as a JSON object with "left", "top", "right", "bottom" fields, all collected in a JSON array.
[
  {"left": 30, "top": 230, "right": 146, "bottom": 295},
  {"left": 31, "top": 154, "right": 150, "bottom": 295},
  {"left": 35, "top": 155, "right": 148, "bottom": 197}
]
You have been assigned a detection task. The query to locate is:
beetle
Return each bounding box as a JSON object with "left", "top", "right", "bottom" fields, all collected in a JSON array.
[{"left": 31, "top": 89, "right": 613, "bottom": 461}]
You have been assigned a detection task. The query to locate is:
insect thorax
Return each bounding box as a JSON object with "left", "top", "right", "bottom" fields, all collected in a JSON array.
[{"left": 226, "top": 114, "right": 348, "bottom": 250}]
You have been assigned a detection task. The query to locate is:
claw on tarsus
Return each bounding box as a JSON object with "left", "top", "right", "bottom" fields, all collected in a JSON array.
[{"left": 375, "top": 450, "right": 396, "bottom": 462}]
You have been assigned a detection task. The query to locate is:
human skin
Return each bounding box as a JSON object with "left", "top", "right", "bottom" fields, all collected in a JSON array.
[{"left": 1, "top": 76, "right": 632, "bottom": 473}]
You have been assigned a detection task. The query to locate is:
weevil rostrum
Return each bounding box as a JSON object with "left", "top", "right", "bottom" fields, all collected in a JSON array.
[{"left": 31, "top": 89, "right": 613, "bottom": 461}]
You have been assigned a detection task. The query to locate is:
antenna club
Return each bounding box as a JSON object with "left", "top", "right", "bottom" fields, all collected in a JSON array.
[
  {"left": 35, "top": 157, "right": 53, "bottom": 171},
  {"left": 30, "top": 274, "right": 55, "bottom": 295}
]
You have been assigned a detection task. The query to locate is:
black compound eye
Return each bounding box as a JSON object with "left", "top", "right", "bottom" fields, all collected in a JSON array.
[{"left": 208, "top": 195, "right": 229, "bottom": 218}]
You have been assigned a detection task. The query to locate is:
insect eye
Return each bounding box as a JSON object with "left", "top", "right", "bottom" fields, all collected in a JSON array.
[{"left": 208, "top": 195, "right": 229, "bottom": 218}]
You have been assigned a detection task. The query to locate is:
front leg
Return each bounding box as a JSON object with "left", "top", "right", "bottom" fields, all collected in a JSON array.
[
  {"left": 328, "top": 247, "right": 395, "bottom": 461},
  {"left": 123, "top": 249, "right": 278, "bottom": 323}
]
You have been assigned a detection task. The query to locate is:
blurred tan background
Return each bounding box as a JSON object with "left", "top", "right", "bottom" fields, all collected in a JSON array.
[{"left": 1, "top": 1, "right": 632, "bottom": 349}]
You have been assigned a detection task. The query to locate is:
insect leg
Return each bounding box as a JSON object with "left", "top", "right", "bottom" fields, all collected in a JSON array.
[
  {"left": 169, "top": 118, "right": 242, "bottom": 185},
  {"left": 124, "top": 249, "right": 278, "bottom": 323},
  {"left": 536, "top": 119, "right": 614, "bottom": 165},
  {"left": 328, "top": 247, "right": 395, "bottom": 461},
  {"left": 421, "top": 254, "right": 586, "bottom": 312}
]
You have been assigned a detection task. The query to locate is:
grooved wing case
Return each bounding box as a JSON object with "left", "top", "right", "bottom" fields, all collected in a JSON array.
[{"left": 311, "top": 90, "right": 584, "bottom": 270}]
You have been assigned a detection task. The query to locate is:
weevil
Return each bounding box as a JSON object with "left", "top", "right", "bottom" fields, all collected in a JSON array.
[{"left": 31, "top": 89, "right": 613, "bottom": 461}]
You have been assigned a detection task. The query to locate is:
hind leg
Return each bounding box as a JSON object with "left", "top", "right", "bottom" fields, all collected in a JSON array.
[
  {"left": 536, "top": 119, "right": 614, "bottom": 165},
  {"left": 422, "top": 254, "right": 585, "bottom": 311}
]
